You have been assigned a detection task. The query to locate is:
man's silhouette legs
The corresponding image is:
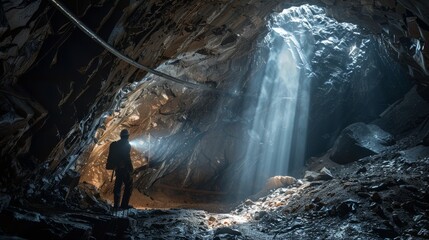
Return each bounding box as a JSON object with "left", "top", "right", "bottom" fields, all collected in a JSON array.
[
  {"left": 113, "top": 169, "right": 133, "bottom": 209},
  {"left": 120, "top": 173, "right": 133, "bottom": 209}
]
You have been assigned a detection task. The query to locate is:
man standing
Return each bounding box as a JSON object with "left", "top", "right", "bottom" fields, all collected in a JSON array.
[{"left": 108, "top": 129, "right": 134, "bottom": 209}]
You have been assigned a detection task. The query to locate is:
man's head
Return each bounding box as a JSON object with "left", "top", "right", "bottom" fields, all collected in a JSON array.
[{"left": 120, "top": 129, "right": 129, "bottom": 140}]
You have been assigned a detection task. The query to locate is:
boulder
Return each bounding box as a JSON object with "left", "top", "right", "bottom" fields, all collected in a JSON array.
[
  {"left": 304, "top": 167, "right": 334, "bottom": 181},
  {"left": 399, "top": 145, "right": 429, "bottom": 163},
  {"left": 335, "top": 199, "right": 359, "bottom": 218},
  {"left": 330, "top": 122, "right": 394, "bottom": 164},
  {"left": 214, "top": 227, "right": 242, "bottom": 236},
  {"left": 250, "top": 176, "right": 297, "bottom": 200},
  {"left": 262, "top": 176, "right": 297, "bottom": 191}
]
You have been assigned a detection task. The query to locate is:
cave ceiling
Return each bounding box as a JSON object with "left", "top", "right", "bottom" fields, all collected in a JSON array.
[{"left": 0, "top": 0, "right": 428, "bottom": 195}]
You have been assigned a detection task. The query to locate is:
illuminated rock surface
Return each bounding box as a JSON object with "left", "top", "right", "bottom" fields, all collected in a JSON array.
[{"left": 0, "top": 0, "right": 428, "bottom": 239}]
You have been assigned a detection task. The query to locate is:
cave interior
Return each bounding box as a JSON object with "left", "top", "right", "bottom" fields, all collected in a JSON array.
[{"left": 0, "top": 0, "right": 429, "bottom": 239}]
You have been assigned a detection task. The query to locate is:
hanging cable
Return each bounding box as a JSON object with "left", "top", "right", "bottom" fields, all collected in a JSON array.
[{"left": 48, "top": 0, "right": 231, "bottom": 93}]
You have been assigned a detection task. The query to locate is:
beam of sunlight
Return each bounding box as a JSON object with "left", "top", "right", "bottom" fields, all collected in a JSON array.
[
  {"left": 235, "top": 5, "right": 319, "bottom": 196},
  {"left": 229, "top": 4, "right": 410, "bottom": 199}
]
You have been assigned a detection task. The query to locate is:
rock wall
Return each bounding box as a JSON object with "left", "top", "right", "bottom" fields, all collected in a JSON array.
[{"left": 0, "top": 0, "right": 428, "bottom": 197}]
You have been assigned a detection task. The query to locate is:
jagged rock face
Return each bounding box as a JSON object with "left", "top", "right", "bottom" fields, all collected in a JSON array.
[
  {"left": 330, "top": 122, "right": 395, "bottom": 164},
  {"left": 0, "top": 0, "right": 428, "bottom": 199}
]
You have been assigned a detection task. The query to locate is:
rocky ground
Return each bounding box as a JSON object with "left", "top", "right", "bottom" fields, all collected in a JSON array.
[{"left": 1, "top": 128, "right": 428, "bottom": 240}]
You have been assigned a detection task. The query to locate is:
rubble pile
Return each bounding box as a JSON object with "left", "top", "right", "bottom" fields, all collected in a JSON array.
[{"left": 1, "top": 128, "right": 428, "bottom": 239}]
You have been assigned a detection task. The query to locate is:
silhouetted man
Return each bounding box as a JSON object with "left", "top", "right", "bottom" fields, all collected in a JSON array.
[{"left": 108, "top": 129, "right": 134, "bottom": 209}]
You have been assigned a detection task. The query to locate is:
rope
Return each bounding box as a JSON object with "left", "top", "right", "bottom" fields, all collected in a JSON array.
[{"left": 48, "top": 0, "right": 233, "bottom": 94}]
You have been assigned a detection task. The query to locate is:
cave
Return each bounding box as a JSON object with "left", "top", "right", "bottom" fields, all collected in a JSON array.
[{"left": 1, "top": 0, "right": 429, "bottom": 239}]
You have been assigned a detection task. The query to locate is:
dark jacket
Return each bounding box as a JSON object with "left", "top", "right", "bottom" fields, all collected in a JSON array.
[{"left": 109, "top": 139, "right": 133, "bottom": 172}]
